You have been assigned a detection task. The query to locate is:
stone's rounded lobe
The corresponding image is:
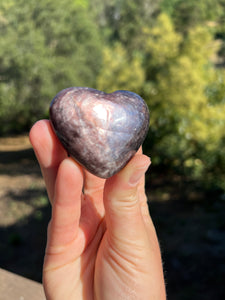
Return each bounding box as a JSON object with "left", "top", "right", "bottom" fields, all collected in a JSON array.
[{"left": 49, "top": 87, "right": 150, "bottom": 178}]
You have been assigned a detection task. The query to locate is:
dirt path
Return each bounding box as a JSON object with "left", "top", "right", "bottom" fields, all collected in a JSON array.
[{"left": 0, "top": 135, "right": 46, "bottom": 227}]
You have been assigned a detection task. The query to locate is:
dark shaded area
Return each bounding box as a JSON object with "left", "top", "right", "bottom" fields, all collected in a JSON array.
[
  {"left": 0, "top": 148, "right": 40, "bottom": 176},
  {"left": 149, "top": 197, "right": 225, "bottom": 300},
  {"left": 146, "top": 166, "right": 225, "bottom": 299},
  {"left": 0, "top": 148, "right": 34, "bottom": 163},
  {"left": 0, "top": 147, "right": 225, "bottom": 300},
  {"left": 0, "top": 146, "right": 51, "bottom": 282},
  {"left": 0, "top": 204, "right": 51, "bottom": 282}
]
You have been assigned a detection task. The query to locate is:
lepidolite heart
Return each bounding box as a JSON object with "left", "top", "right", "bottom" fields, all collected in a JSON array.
[{"left": 49, "top": 87, "right": 150, "bottom": 178}]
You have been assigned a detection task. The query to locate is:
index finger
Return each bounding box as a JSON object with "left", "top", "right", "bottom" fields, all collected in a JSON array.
[{"left": 29, "top": 119, "right": 67, "bottom": 203}]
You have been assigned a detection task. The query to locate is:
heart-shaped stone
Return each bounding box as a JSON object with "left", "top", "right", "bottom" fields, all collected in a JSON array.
[{"left": 49, "top": 87, "right": 150, "bottom": 178}]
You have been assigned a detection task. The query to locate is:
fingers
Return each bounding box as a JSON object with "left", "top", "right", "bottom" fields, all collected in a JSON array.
[
  {"left": 83, "top": 171, "right": 106, "bottom": 196},
  {"left": 29, "top": 120, "right": 67, "bottom": 202},
  {"left": 47, "top": 158, "right": 83, "bottom": 249},
  {"left": 83, "top": 170, "right": 106, "bottom": 216},
  {"left": 104, "top": 154, "right": 151, "bottom": 242}
]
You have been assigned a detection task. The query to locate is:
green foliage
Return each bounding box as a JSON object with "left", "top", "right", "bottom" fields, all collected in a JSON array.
[
  {"left": 97, "top": 43, "right": 144, "bottom": 93},
  {"left": 161, "top": 0, "right": 224, "bottom": 32},
  {"left": 142, "top": 13, "right": 225, "bottom": 191},
  {"left": 143, "top": 14, "right": 182, "bottom": 68},
  {"left": 90, "top": 0, "right": 160, "bottom": 52},
  {"left": 0, "top": 0, "right": 225, "bottom": 193},
  {"left": 0, "top": 0, "right": 102, "bottom": 133}
]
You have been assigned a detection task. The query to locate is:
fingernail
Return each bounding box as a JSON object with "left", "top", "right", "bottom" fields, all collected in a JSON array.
[{"left": 129, "top": 159, "right": 151, "bottom": 186}]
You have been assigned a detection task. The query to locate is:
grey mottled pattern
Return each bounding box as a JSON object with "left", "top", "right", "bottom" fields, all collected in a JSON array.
[{"left": 49, "top": 87, "right": 150, "bottom": 178}]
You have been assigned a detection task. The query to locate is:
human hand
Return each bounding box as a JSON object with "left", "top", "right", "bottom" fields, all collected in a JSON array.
[{"left": 29, "top": 119, "right": 166, "bottom": 300}]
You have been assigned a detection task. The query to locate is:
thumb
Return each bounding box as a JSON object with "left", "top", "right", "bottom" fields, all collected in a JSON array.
[{"left": 103, "top": 154, "right": 151, "bottom": 242}]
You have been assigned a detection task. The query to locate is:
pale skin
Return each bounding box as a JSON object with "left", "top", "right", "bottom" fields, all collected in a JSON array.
[{"left": 29, "top": 119, "right": 166, "bottom": 300}]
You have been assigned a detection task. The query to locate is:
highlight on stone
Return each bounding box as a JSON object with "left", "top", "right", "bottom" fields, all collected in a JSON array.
[{"left": 49, "top": 87, "right": 150, "bottom": 178}]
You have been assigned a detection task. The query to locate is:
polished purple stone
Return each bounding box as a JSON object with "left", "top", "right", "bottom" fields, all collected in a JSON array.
[{"left": 49, "top": 87, "right": 150, "bottom": 178}]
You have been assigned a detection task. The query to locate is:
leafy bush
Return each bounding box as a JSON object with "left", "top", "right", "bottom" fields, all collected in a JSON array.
[
  {"left": 0, "top": 0, "right": 225, "bottom": 192},
  {"left": 0, "top": 0, "right": 102, "bottom": 134}
]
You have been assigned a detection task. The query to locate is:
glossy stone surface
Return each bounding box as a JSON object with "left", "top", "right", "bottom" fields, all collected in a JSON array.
[{"left": 49, "top": 87, "right": 150, "bottom": 178}]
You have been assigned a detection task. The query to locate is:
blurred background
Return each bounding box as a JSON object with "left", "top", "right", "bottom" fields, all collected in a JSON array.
[{"left": 0, "top": 0, "right": 225, "bottom": 299}]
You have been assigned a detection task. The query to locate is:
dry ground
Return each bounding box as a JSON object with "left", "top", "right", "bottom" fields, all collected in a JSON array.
[{"left": 0, "top": 135, "right": 225, "bottom": 299}]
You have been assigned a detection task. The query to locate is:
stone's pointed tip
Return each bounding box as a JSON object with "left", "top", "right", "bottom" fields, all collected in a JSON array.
[{"left": 49, "top": 87, "right": 150, "bottom": 178}]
